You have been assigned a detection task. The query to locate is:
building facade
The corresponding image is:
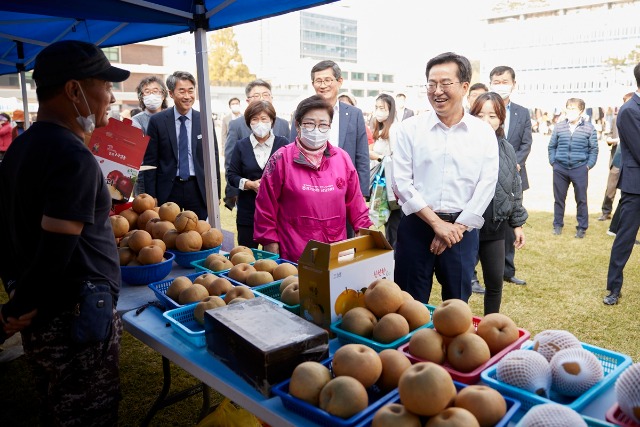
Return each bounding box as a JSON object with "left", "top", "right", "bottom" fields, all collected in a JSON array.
[{"left": 481, "top": 0, "right": 640, "bottom": 110}]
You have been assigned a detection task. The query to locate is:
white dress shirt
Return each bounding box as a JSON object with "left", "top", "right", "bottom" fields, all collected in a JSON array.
[
  {"left": 392, "top": 111, "right": 499, "bottom": 230},
  {"left": 330, "top": 101, "right": 340, "bottom": 148},
  {"left": 239, "top": 133, "right": 274, "bottom": 190},
  {"left": 173, "top": 106, "right": 195, "bottom": 176}
]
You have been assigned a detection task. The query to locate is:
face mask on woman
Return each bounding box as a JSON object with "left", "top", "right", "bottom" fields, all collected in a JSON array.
[
  {"left": 300, "top": 128, "right": 327, "bottom": 149},
  {"left": 375, "top": 110, "right": 389, "bottom": 122},
  {"left": 251, "top": 121, "right": 272, "bottom": 138},
  {"left": 143, "top": 94, "right": 163, "bottom": 111}
]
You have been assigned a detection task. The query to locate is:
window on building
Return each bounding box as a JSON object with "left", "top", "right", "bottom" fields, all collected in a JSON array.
[
  {"left": 367, "top": 73, "right": 379, "bottom": 82},
  {"left": 352, "top": 89, "right": 364, "bottom": 97},
  {"left": 342, "top": 71, "right": 349, "bottom": 80},
  {"left": 382, "top": 74, "right": 394, "bottom": 83},
  {"left": 102, "top": 47, "right": 120, "bottom": 62},
  {"left": 367, "top": 90, "right": 379, "bottom": 97},
  {"left": 351, "top": 72, "right": 364, "bottom": 81}
]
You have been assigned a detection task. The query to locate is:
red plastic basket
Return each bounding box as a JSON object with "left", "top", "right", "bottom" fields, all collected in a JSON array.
[
  {"left": 398, "top": 315, "right": 531, "bottom": 384},
  {"left": 607, "top": 403, "right": 640, "bottom": 427}
]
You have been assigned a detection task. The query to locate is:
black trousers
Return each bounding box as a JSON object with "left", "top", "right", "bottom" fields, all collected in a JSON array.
[
  {"left": 394, "top": 213, "right": 478, "bottom": 304},
  {"left": 479, "top": 239, "right": 506, "bottom": 315},
  {"left": 385, "top": 209, "right": 402, "bottom": 249},
  {"left": 168, "top": 178, "right": 207, "bottom": 221},
  {"left": 607, "top": 191, "right": 640, "bottom": 292},
  {"left": 237, "top": 224, "right": 259, "bottom": 249},
  {"left": 553, "top": 163, "right": 589, "bottom": 230}
]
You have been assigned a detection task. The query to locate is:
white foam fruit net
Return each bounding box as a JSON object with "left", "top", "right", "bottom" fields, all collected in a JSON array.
[
  {"left": 496, "top": 349, "right": 552, "bottom": 398},
  {"left": 518, "top": 403, "right": 588, "bottom": 427},
  {"left": 550, "top": 347, "right": 603, "bottom": 397},
  {"left": 615, "top": 363, "right": 640, "bottom": 423},
  {"left": 532, "top": 330, "right": 582, "bottom": 362}
]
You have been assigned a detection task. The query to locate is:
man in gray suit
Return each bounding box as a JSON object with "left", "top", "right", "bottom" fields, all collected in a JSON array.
[
  {"left": 490, "top": 66, "right": 533, "bottom": 286},
  {"left": 291, "top": 60, "right": 370, "bottom": 203},
  {"left": 395, "top": 93, "right": 414, "bottom": 121},
  {"left": 604, "top": 63, "right": 640, "bottom": 305},
  {"left": 224, "top": 79, "right": 290, "bottom": 210}
]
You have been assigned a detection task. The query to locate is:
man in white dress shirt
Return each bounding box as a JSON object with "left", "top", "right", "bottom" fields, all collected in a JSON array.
[{"left": 392, "top": 52, "right": 499, "bottom": 304}]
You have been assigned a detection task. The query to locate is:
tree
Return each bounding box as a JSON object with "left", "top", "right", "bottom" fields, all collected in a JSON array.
[{"left": 207, "top": 28, "right": 255, "bottom": 86}]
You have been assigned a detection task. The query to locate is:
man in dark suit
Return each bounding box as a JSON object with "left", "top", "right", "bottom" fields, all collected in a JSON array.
[
  {"left": 604, "top": 63, "right": 640, "bottom": 305},
  {"left": 395, "top": 93, "right": 414, "bottom": 121},
  {"left": 290, "top": 60, "right": 369, "bottom": 202},
  {"left": 143, "top": 71, "right": 220, "bottom": 221},
  {"left": 490, "top": 66, "right": 533, "bottom": 286},
  {"left": 224, "top": 79, "right": 289, "bottom": 210}
]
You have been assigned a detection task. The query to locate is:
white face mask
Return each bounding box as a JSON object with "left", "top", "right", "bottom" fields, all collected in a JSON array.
[
  {"left": 300, "top": 128, "right": 327, "bottom": 149},
  {"left": 566, "top": 110, "right": 581, "bottom": 122},
  {"left": 143, "top": 94, "right": 163, "bottom": 111},
  {"left": 72, "top": 84, "right": 96, "bottom": 134},
  {"left": 490, "top": 84, "right": 513, "bottom": 100},
  {"left": 251, "top": 121, "right": 272, "bottom": 138},
  {"left": 230, "top": 104, "right": 241, "bottom": 114},
  {"left": 375, "top": 110, "right": 389, "bottom": 122}
]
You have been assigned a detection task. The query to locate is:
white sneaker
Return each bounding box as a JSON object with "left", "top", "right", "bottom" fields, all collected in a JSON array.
[{"left": 606, "top": 231, "right": 616, "bottom": 237}]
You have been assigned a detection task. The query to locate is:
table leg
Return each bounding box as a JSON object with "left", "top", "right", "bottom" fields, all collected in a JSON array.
[{"left": 141, "top": 356, "right": 210, "bottom": 426}]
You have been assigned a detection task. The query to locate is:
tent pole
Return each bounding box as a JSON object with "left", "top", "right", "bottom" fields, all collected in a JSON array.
[
  {"left": 16, "top": 41, "right": 31, "bottom": 129},
  {"left": 194, "top": 4, "right": 221, "bottom": 229},
  {"left": 19, "top": 70, "right": 31, "bottom": 129}
]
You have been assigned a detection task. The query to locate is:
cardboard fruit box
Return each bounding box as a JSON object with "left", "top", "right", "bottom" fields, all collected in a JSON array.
[
  {"left": 204, "top": 297, "right": 329, "bottom": 397},
  {"left": 298, "top": 229, "right": 394, "bottom": 330}
]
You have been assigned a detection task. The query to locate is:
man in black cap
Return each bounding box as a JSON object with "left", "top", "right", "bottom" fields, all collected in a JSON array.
[{"left": 0, "top": 40, "right": 129, "bottom": 426}]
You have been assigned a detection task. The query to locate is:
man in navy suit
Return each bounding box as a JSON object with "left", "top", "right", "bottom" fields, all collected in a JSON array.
[
  {"left": 143, "top": 71, "right": 220, "bottom": 221},
  {"left": 490, "top": 66, "right": 533, "bottom": 286},
  {"left": 291, "top": 60, "right": 369, "bottom": 202},
  {"left": 224, "top": 79, "right": 289, "bottom": 210},
  {"left": 395, "top": 93, "right": 414, "bottom": 121},
  {"left": 604, "top": 63, "right": 640, "bottom": 305}
]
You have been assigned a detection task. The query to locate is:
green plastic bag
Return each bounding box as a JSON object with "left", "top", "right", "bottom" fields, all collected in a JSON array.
[
  {"left": 369, "top": 163, "right": 390, "bottom": 228},
  {"left": 196, "top": 398, "right": 263, "bottom": 427}
]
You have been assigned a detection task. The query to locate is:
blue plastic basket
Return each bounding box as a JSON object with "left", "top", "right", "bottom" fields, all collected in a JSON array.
[
  {"left": 120, "top": 251, "right": 175, "bottom": 286},
  {"left": 329, "top": 304, "right": 435, "bottom": 353},
  {"left": 191, "top": 258, "right": 232, "bottom": 275},
  {"left": 271, "top": 358, "right": 397, "bottom": 427},
  {"left": 481, "top": 342, "right": 633, "bottom": 413},
  {"left": 353, "top": 381, "right": 522, "bottom": 427},
  {"left": 167, "top": 245, "right": 221, "bottom": 268},
  {"left": 514, "top": 413, "right": 615, "bottom": 426},
  {"left": 148, "top": 271, "right": 209, "bottom": 310},
  {"left": 219, "top": 259, "right": 298, "bottom": 287},
  {"left": 162, "top": 304, "right": 206, "bottom": 347}
]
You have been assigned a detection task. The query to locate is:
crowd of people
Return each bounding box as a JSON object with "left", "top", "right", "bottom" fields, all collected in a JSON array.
[{"left": 0, "top": 39, "right": 639, "bottom": 425}]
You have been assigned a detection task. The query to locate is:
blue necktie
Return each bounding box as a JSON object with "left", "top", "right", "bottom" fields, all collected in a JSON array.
[{"left": 178, "top": 115, "right": 190, "bottom": 180}]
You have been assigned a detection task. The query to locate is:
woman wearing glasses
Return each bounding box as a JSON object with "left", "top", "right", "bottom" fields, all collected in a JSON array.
[
  {"left": 469, "top": 92, "right": 528, "bottom": 314},
  {"left": 226, "top": 101, "right": 289, "bottom": 248},
  {"left": 254, "top": 95, "right": 372, "bottom": 261}
]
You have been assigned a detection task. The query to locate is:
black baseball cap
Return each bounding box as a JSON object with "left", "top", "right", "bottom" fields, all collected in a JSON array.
[{"left": 33, "top": 40, "right": 130, "bottom": 89}]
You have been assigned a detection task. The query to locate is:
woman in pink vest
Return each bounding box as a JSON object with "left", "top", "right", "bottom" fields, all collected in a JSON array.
[{"left": 254, "top": 95, "right": 372, "bottom": 262}]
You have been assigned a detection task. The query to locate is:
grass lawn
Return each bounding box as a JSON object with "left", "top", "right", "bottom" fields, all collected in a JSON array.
[{"left": 1, "top": 209, "right": 638, "bottom": 426}]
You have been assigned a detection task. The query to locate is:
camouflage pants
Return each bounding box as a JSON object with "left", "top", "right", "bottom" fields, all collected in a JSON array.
[{"left": 21, "top": 308, "right": 122, "bottom": 427}]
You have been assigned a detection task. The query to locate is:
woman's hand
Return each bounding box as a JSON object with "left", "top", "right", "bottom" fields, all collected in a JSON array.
[
  {"left": 247, "top": 179, "right": 261, "bottom": 193},
  {"left": 514, "top": 226, "right": 525, "bottom": 249},
  {"left": 263, "top": 242, "right": 279, "bottom": 255}
]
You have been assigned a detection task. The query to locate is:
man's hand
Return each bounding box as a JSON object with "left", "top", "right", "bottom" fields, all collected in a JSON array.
[
  {"left": 514, "top": 226, "right": 526, "bottom": 249},
  {"left": 429, "top": 236, "right": 448, "bottom": 255},
  {"left": 431, "top": 220, "right": 465, "bottom": 248},
  {"left": 1, "top": 308, "right": 37, "bottom": 336},
  {"left": 263, "top": 242, "right": 279, "bottom": 255}
]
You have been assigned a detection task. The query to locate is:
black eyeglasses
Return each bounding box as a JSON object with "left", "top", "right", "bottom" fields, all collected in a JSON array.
[
  {"left": 300, "top": 122, "right": 331, "bottom": 133},
  {"left": 426, "top": 81, "right": 461, "bottom": 93},
  {"left": 313, "top": 78, "right": 336, "bottom": 87}
]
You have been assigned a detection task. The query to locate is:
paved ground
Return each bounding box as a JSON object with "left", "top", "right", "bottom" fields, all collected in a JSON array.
[{"left": 521, "top": 132, "right": 614, "bottom": 218}]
